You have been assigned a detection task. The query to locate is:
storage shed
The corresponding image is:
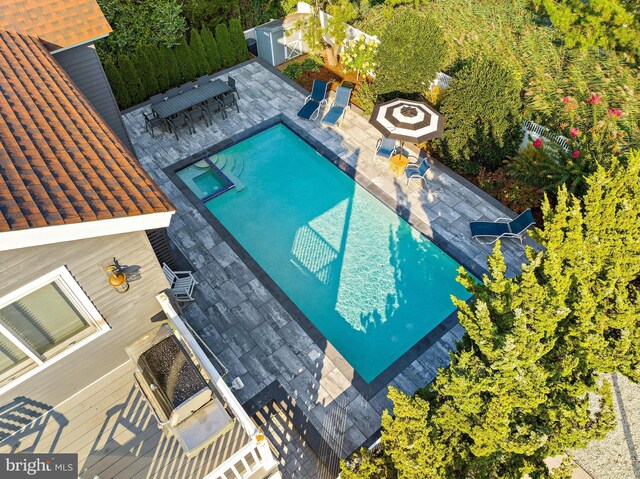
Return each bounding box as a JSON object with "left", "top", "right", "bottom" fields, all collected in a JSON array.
[{"left": 255, "top": 13, "right": 309, "bottom": 67}]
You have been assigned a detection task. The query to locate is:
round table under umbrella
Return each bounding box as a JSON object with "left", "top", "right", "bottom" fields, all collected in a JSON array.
[{"left": 369, "top": 98, "right": 444, "bottom": 148}]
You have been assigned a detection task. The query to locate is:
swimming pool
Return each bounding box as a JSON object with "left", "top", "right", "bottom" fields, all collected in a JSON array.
[{"left": 181, "top": 124, "right": 471, "bottom": 382}]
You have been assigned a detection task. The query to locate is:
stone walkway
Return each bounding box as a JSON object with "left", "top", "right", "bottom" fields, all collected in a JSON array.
[{"left": 123, "top": 59, "right": 531, "bottom": 475}]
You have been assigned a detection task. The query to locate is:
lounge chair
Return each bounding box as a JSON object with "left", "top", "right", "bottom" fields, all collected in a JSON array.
[
  {"left": 405, "top": 159, "right": 430, "bottom": 186},
  {"left": 321, "top": 86, "right": 352, "bottom": 127},
  {"left": 470, "top": 209, "right": 536, "bottom": 244},
  {"left": 297, "top": 79, "right": 329, "bottom": 120},
  {"left": 374, "top": 136, "right": 400, "bottom": 161}
]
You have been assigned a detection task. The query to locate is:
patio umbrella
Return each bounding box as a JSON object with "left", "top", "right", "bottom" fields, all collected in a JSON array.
[{"left": 369, "top": 98, "right": 444, "bottom": 145}]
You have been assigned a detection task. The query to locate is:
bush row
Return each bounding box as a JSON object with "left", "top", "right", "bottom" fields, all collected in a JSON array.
[{"left": 104, "top": 20, "right": 248, "bottom": 109}]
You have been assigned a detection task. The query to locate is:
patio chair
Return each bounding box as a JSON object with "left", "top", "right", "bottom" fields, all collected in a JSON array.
[
  {"left": 196, "top": 75, "right": 211, "bottom": 85},
  {"left": 227, "top": 76, "right": 239, "bottom": 99},
  {"left": 203, "top": 97, "right": 226, "bottom": 120},
  {"left": 297, "top": 79, "right": 329, "bottom": 121},
  {"left": 189, "top": 105, "right": 210, "bottom": 127},
  {"left": 321, "top": 86, "right": 352, "bottom": 127},
  {"left": 221, "top": 92, "right": 239, "bottom": 114},
  {"left": 165, "top": 87, "right": 180, "bottom": 98},
  {"left": 162, "top": 263, "right": 198, "bottom": 302},
  {"left": 166, "top": 112, "right": 194, "bottom": 140},
  {"left": 405, "top": 159, "right": 430, "bottom": 185},
  {"left": 149, "top": 93, "right": 165, "bottom": 105},
  {"left": 470, "top": 209, "right": 536, "bottom": 245},
  {"left": 374, "top": 136, "right": 400, "bottom": 161},
  {"left": 143, "top": 111, "right": 164, "bottom": 138}
]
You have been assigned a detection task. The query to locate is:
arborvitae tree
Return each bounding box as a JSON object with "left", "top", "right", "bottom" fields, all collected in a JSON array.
[
  {"left": 146, "top": 45, "right": 170, "bottom": 92},
  {"left": 174, "top": 37, "right": 197, "bottom": 82},
  {"left": 162, "top": 47, "right": 182, "bottom": 87},
  {"left": 435, "top": 57, "right": 522, "bottom": 174},
  {"left": 215, "top": 23, "right": 234, "bottom": 68},
  {"left": 200, "top": 26, "right": 221, "bottom": 71},
  {"left": 229, "top": 18, "right": 248, "bottom": 63},
  {"left": 341, "top": 151, "right": 640, "bottom": 479},
  {"left": 103, "top": 59, "right": 130, "bottom": 108},
  {"left": 118, "top": 55, "right": 144, "bottom": 105},
  {"left": 374, "top": 10, "right": 447, "bottom": 95},
  {"left": 131, "top": 48, "right": 159, "bottom": 99},
  {"left": 189, "top": 29, "right": 210, "bottom": 77}
]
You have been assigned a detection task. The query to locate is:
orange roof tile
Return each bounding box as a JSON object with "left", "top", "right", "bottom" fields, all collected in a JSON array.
[
  {"left": 0, "top": 29, "right": 174, "bottom": 233},
  {"left": 0, "top": 0, "right": 111, "bottom": 51}
]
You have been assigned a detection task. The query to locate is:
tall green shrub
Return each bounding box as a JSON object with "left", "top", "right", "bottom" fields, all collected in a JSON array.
[
  {"left": 435, "top": 57, "right": 522, "bottom": 174},
  {"left": 201, "top": 26, "right": 221, "bottom": 71},
  {"left": 162, "top": 47, "right": 182, "bottom": 87},
  {"left": 374, "top": 10, "right": 447, "bottom": 95},
  {"left": 174, "top": 37, "right": 197, "bottom": 82},
  {"left": 229, "top": 18, "right": 248, "bottom": 63},
  {"left": 103, "top": 59, "right": 130, "bottom": 108},
  {"left": 146, "top": 45, "right": 170, "bottom": 92},
  {"left": 189, "top": 29, "right": 211, "bottom": 77},
  {"left": 215, "top": 23, "right": 234, "bottom": 68},
  {"left": 131, "top": 48, "right": 159, "bottom": 99},
  {"left": 118, "top": 55, "right": 144, "bottom": 105}
]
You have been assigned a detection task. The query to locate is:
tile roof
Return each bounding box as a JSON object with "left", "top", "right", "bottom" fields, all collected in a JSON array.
[
  {"left": 0, "top": 29, "right": 174, "bottom": 233},
  {"left": 0, "top": 0, "right": 111, "bottom": 51}
]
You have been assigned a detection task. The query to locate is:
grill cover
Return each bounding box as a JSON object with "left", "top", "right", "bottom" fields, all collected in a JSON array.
[{"left": 137, "top": 335, "right": 208, "bottom": 419}]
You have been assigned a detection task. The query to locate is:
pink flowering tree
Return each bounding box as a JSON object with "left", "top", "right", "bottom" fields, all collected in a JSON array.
[{"left": 511, "top": 94, "right": 628, "bottom": 196}]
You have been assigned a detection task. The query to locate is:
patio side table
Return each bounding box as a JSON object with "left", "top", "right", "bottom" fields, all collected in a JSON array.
[{"left": 389, "top": 153, "right": 410, "bottom": 176}]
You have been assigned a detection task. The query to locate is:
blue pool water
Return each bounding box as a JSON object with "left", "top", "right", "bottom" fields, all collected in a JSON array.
[{"left": 190, "top": 124, "right": 471, "bottom": 382}]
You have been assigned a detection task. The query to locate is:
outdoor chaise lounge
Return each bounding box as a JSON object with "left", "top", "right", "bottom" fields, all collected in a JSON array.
[
  {"left": 321, "top": 86, "right": 352, "bottom": 127},
  {"left": 470, "top": 209, "right": 536, "bottom": 244},
  {"left": 297, "top": 79, "right": 329, "bottom": 120}
]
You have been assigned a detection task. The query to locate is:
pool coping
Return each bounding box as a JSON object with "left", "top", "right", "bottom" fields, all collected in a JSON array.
[{"left": 164, "top": 114, "right": 478, "bottom": 401}]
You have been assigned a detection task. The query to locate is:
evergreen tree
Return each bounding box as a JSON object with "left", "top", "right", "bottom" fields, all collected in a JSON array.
[
  {"left": 200, "top": 26, "right": 221, "bottom": 71},
  {"left": 189, "top": 29, "right": 210, "bottom": 77},
  {"left": 434, "top": 57, "right": 522, "bottom": 174},
  {"left": 174, "top": 37, "right": 197, "bottom": 82},
  {"left": 131, "top": 48, "right": 159, "bottom": 99},
  {"left": 146, "top": 45, "right": 170, "bottom": 92},
  {"left": 103, "top": 59, "right": 130, "bottom": 108},
  {"left": 215, "top": 23, "right": 234, "bottom": 68},
  {"left": 341, "top": 151, "right": 640, "bottom": 478},
  {"left": 118, "top": 55, "right": 144, "bottom": 105},
  {"left": 374, "top": 10, "right": 447, "bottom": 95},
  {"left": 229, "top": 18, "right": 248, "bottom": 63},
  {"left": 162, "top": 47, "right": 182, "bottom": 87}
]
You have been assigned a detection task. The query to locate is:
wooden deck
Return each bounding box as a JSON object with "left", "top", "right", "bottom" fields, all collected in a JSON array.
[{"left": 0, "top": 362, "right": 251, "bottom": 479}]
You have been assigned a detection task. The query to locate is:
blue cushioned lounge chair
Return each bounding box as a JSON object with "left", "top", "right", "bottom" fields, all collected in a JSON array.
[
  {"left": 374, "top": 136, "right": 400, "bottom": 161},
  {"left": 321, "top": 86, "right": 352, "bottom": 127},
  {"left": 405, "top": 159, "right": 430, "bottom": 185},
  {"left": 297, "top": 80, "right": 329, "bottom": 120},
  {"left": 470, "top": 209, "right": 536, "bottom": 244}
]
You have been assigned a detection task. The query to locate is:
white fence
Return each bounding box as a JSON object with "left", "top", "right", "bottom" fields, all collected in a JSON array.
[{"left": 521, "top": 119, "right": 570, "bottom": 152}]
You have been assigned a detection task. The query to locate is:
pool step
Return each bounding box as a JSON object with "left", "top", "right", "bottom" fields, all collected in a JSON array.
[{"left": 210, "top": 155, "right": 245, "bottom": 192}]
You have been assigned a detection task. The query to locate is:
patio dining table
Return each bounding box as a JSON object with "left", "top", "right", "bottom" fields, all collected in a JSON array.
[{"left": 152, "top": 79, "right": 233, "bottom": 119}]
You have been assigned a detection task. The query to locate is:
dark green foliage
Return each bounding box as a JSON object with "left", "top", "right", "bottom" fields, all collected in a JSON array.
[
  {"left": 174, "top": 37, "right": 197, "bottom": 82},
  {"left": 103, "top": 59, "right": 130, "bottom": 108},
  {"left": 131, "top": 48, "right": 159, "bottom": 99},
  {"left": 435, "top": 57, "right": 522, "bottom": 174},
  {"left": 200, "top": 26, "right": 221, "bottom": 71},
  {"left": 145, "top": 45, "right": 170, "bottom": 92},
  {"left": 229, "top": 18, "right": 248, "bottom": 63},
  {"left": 118, "top": 55, "right": 144, "bottom": 105},
  {"left": 162, "top": 47, "right": 182, "bottom": 87},
  {"left": 182, "top": 0, "right": 237, "bottom": 29},
  {"left": 215, "top": 23, "right": 234, "bottom": 68},
  {"left": 374, "top": 10, "right": 447, "bottom": 95},
  {"left": 282, "top": 63, "right": 304, "bottom": 80},
  {"left": 189, "top": 29, "right": 211, "bottom": 76},
  {"left": 96, "top": 0, "right": 186, "bottom": 58}
]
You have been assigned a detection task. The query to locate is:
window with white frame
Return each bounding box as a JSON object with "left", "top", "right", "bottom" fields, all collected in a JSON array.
[{"left": 0, "top": 267, "right": 108, "bottom": 387}]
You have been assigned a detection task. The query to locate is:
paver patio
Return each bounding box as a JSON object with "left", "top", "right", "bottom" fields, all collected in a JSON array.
[{"left": 122, "top": 58, "right": 533, "bottom": 476}]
